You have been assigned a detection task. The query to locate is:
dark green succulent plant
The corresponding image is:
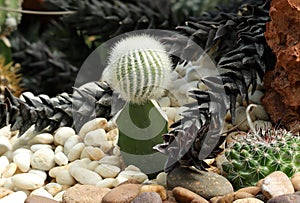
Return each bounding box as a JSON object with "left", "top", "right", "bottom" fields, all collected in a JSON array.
[
  {"left": 222, "top": 128, "right": 300, "bottom": 189},
  {"left": 155, "top": 0, "right": 275, "bottom": 172},
  {"left": 0, "top": 81, "right": 112, "bottom": 135}
]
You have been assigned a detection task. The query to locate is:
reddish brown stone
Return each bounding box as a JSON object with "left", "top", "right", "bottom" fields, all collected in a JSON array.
[{"left": 262, "top": 0, "right": 300, "bottom": 131}]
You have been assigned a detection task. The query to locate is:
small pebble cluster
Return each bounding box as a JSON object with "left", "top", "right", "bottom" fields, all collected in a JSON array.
[{"left": 0, "top": 117, "right": 152, "bottom": 202}]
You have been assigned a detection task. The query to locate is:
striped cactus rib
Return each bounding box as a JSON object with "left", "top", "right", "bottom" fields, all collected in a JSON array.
[{"left": 103, "top": 35, "right": 172, "bottom": 104}]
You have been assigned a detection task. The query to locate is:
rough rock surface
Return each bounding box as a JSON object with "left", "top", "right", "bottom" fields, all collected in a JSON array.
[
  {"left": 262, "top": 0, "right": 300, "bottom": 131},
  {"left": 167, "top": 167, "right": 233, "bottom": 199}
]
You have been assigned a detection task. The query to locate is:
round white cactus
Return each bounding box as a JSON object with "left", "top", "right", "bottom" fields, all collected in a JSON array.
[{"left": 102, "top": 34, "right": 172, "bottom": 104}]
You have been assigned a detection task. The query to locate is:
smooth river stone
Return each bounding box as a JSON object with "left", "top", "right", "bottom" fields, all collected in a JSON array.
[
  {"left": 28, "top": 133, "right": 54, "bottom": 145},
  {"left": 11, "top": 173, "right": 44, "bottom": 190},
  {"left": 0, "top": 156, "right": 9, "bottom": 176},
  {"left": 67, "top": 142, "right": 85, "bottom": 161},
  {"left": 79, "top": 118, "right": 108, "bottom": 139},
  {"left": 70, "top": 167, "right": 102, "bottom": 185},
  {"left": 54, "top": 152, "right": 69, "bottom": 166},
  {"left": 83, "top": 128, "right": 107, "bottom": 146},
  {"left": 94, "top": 164, "right": 120, "bottom": 178},
  {"left": 167, "top": 167, "right": 234, "bottom": 199},
  {"left": 31, "top": 148, "right": 55, "bottom": 171},
  {"left": 54, "top": 127, "right": 75, "bottom": 146},
  {"left": 13, "top": 151, "right": 31, "bottom": 172},
  {"left": 63, "top": 135, "right": 81, "bottom": 155},
  {"left": 0, "top": 191, "right": 27, "bottom": 203},
  {"left": 0, "top": 136, "right": 12, "bottom": 155}
]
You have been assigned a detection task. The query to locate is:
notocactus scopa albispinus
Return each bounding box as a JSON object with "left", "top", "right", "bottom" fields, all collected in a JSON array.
[{"left": 102, "top": 34, "right": 172, "bottom": 177}]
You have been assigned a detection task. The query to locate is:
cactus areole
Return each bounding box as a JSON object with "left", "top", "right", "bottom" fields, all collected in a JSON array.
[{"left": 103, "top": 35, "right": 172, "bottom": 177}]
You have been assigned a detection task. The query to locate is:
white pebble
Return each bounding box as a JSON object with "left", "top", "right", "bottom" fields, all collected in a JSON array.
[
  {"left": 84, "top": 128, "right": 107, "bottom": 146},
  {"left": 67, "top": 143, "right": 85, "bottom": 161},
  {"left": 106, "top": 128, "right": 118, "bottom": 144},
  {"left": 0, "top": 156, "right": 9, "bottom": 175},
  {"left": 31, "top": 148, "right": 55, "bottom": 171},
  {"left": 28, "top": 169, "right": 48, "bottom": 182},
  {"left": 70, "top": 167, "right": 102, "bottom": 185},
  {"left": 70, "top": 158, "right": 91, "bottom": 172},
  {"left": 54, "top": 127, "right": 76, "bottom": 145},
  {"left": 3, "top": 178, "right": 15, "bottom": 190},
  {"left": 162, "top": 107, "right": 177, "bottom": 121},
  {"left": 0, "top": 136, "right": 12, "bottom": 155},
  {"left": 44, "top": 182, "right": 63, "bottom": 196},
  {"left": 117, "top": 170, "right": 148, "bottom": 183},
  {"left": 0, "top": 126, "right": 12, "bottom": 139},
  {"left": 94, "top": 164, "right": 120, "bottom": 178},
  {"left": 28, "top": 133, "right": 54, "bottom": 145},
  {"left": 12, "top": 148, "right": 31, "bottom": 157},
  {"left": 63, "top": 135, "right": 81, "bottom": 155},
  {"left": 125, "top": 165, "right": 142, "bottom": 172},
  {"left": 112, "top": 146, "right": 121, "bottom": 156},
  {"left": 99, "top": 141, "right": 114, "bottom": 153},
  {"left": 253, "top": 104, "right": 270, "bottom": 120},
  {"left": 0, "top": 191, "right": 27, "bottom": 203},
  {"left": 2, "top": 163, "right": 17, "bottom": 178},
  {"left": 54, "top": 152, "right": 69, "bottom": 166},
  {"left": 31, "top": 187, "right": 53, "bottom": 199},
  {"left": 13, "top": 152, "right": 31, "bottom": 172},
  {"left": 56, "top": 169, "right": 75, "bottom": 186},
  {"left": 81, "top": 146, "right": 105, "bottom": 161},
  {"left": 11, "top": 173, "right": 44, "bottom": 190},
  {"left": 30, "top": 144, "right": 52, "bottom": 152},
  {"left": 87, "top": 161, "right": 99, "bottom": 171},
  {"left": 156, "top": 172, "right": 167, "bottom": 187},
  {"left": 96, "top": 178, "right": 117, "bottom": 188},
  {"left": 158, "top": 97, "right": 171, "bottom": 107},
  {"left": 79, "top": 118, "right": 107, "bottom": 139},
  {"left": 54, "top": 145, "right": 64, "bottom": 154},
  {"left": 249, "top": 90, "right": 264, "bottom": 104},
  {"left": 99, "top": 155, "right": 121, "bottom": 167},
  {"left": 53, "top": 191, "right": 65, "bottom": 202}
]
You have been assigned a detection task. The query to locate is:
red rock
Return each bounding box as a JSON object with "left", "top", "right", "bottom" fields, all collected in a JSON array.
[{"left": 262, "top": 0, "right": 300, "bottom": 131}]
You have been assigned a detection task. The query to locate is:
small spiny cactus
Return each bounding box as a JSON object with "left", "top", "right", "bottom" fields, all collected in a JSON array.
[
  {"left": 222, "top": 128, "right": 300, "bottom": 189},
  {"left": 103, "top": 34, "right": 172, "bottom": 104}
]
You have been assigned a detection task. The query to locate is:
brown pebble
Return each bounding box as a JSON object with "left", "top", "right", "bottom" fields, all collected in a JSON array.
[
  {"left": 234, "top": 191, "right": 254, "bottom": 199},
  {"left": 172, "top": 187, "right": 208, "bottom": 203},
  {"left": 25, "top": 195, "right": 60, "bottom": 203},
  {"left": 140, "top": 184, "right": 167, "bottom": 200},
  {"left": 291, "top": 174, "right": 300, "bottom": 191},
  {"left": 232, "top": 197, "right": 264, "bottom": 203},
  {"left": 261, "top": 171, "right": 294, "bottom": 199},
  {"left": 102, "top": 183, "right": 141, "bottom": 203},
  {"left": 132, "top": 192, "right": 162, "bottom": 203},
  {"left": 237, "top": 186, "right": 261, "bottom": 196},
  {"left": 256, "top": 179, "right": 264, "bottom": 187},
  {"left": 62, "top": 185, "right": 110, "bottom": 203},
  {"left": 166, "top": 190, "right": 177, "bottom": 202},
  {"left": 0, "top": 187, "right": 13, "bottom": 199},
  {"left": 191, "top": 198, "right": 209, "bottom": 203},
  {"left": 209, "top": 196, "right": 223, "bottom": 203}
]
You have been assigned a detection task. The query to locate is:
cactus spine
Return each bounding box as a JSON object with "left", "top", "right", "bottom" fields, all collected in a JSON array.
[{"left": 103, "top": 35, "right": 171, "bottom": 104}]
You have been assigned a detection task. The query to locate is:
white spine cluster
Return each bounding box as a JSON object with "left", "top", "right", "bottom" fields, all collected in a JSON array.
[{"left": 103, "top": 35, "right": 172, "bottom": 104}]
